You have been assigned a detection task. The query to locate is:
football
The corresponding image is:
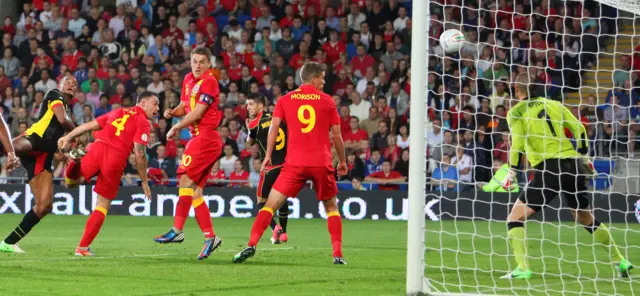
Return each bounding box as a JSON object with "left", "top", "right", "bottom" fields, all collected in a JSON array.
[{"left": 439, "top": 29, "right": 465, "bottom": 54}]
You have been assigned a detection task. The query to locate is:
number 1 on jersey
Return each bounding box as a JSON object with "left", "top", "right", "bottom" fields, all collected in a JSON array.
[
  {"left": 537, "top": 110, "right": 557, "bottom": 137},
  {"left": 297, "top": 105, "right": 316, "bottom": 133},
  {"left": 112, "top": 114, "right": 130, "bottom": 136}
]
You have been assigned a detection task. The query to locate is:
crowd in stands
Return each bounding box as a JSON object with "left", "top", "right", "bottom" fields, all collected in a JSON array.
[{"left": 0, "top": 0, "right": 637, "bottom": 192}]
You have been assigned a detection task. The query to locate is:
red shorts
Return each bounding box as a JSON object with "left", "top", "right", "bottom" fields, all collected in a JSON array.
[
  {"left": 80, "top": 142, "right": 128, "bottom": 200},
  {"left": 272, "top": 165, "right": 338, "bottom": 201},
  {"left": 177, "top": 133, "right": 223, "bottom": 188}
]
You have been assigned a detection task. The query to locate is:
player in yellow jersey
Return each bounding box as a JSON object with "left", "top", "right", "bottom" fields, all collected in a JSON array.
[
  {"left": 500, "top": 74, "right": 632, "bottom": 279},
  {"left": 0, "top": 76, "right": 77, "bottom": 253}
]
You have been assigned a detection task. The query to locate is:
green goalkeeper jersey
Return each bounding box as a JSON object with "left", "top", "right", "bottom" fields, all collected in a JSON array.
[{"left": 507, "top": 97, "right": 588, "bottom": 168}]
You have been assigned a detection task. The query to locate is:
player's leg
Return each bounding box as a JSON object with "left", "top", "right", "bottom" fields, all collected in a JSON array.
[
  {"left": 0, "top": 169, "right": 54, "bottom": 253},
  {"left": 260, "top": 166, "right": 286, "bottom": 244},
  {"left": 233, "top": 165, "right": 305, "bottom": 263},
  {"left": 11, "top": 136, "right": 33, "bottom": 157},
  {"left": 64, "top": 146, "right": 94, "bottom": 189},
  {"left": 564, "top": 164, "right": 633, "bottom": 277},
  {"left": 189, "top": 182, "right": 222, "bottom": 260},
  {"left": 75, "top": 195, "right": 112, "bottom": 256},
  {"left": 313, "top": 166, "right": 345, "bottom": 264},
  {"left": 277, "top": 200, "right": 290, "bottom": 243}
]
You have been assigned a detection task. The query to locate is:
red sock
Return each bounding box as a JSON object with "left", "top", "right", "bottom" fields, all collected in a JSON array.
[
  {"left": 173, "top": 188, "right": 194, "bottom": 231},
  {"left": 327, "top": 212, "right": 343, "bottom": 258},
  {"left": 193, "top": 197, "right": 215, "bottom": 238},
  {"left": 248, "top": 208, "right": 274, "bottom": 246},
  {"left": 65, "top": 160, "right": 82, "bottom": 180},
  {"left": 79, "top": 207, "right": 107, "bottom": 248}
]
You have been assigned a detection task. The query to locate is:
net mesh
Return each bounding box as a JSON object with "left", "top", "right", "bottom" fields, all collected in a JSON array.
[{"left": 422, "top": 0, "right": 640, "bottom": 294}]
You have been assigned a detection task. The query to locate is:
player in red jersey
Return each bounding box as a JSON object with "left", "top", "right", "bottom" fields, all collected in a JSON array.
[
  {"left": 57, "top": 92, "right": 159, "bottom": 256},
  {"left": 153, "top": 46, "right": 224, "bottom": 260},
  {"left": 233, "top": 62, "right": 348, "bottom": 265}
]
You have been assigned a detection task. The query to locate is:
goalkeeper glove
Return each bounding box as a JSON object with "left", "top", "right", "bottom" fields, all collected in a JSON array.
[
  {"left": 501, "top": 169, "right": 517, "bottom": 190},
  {"left": 580, "top": 157, "right": 597, "bottom": 178}
]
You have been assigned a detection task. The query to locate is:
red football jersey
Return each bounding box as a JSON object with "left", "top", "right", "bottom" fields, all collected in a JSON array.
[
  {"left": 273, "top": 84, "right": 340, "bottom": 167},
  {"left": 94, "top": 106, "right": 151, "bottom": 156},
  {"left": 180, "top": 70, "right": 221, "bottom": 136}
]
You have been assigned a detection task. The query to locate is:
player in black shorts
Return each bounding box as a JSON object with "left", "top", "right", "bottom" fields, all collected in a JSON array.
[
  {"left": 246, "top": 93, "right": 290, "bottom": 244},
  {"left": 0, "top": 76, "right": 77, "bottom": 253}
]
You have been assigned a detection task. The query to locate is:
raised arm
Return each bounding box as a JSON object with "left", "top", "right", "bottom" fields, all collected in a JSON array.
[
  {"left": 57, "top": 119, "right": 101, "bottom": 150},
  {"left": 166, "top": 104, "right": 206, "bottom": 140},
  {"left": 52, "top": 103, "right": 76, "bottom": 132}
]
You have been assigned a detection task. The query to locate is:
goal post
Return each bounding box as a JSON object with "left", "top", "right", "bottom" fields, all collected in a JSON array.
[
  {"left": 407, "top": 0, "right": 640, "bottom": 295},
  {"left": 406, "top": 0, "right": 428, "bottom": 294}
]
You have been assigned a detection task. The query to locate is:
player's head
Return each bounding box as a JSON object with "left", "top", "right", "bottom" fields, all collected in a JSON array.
[
  {"left": 58, "top": 75, "right": 78, "bottom": 96},
  {"left": 137, "top": 91, "right": 160, "bottom": 119},
  {"left": 514, "top": 73, "right": 533, "bottom": 100},
  {"left": 247, "top": 92, "right": 267, "bottom": 118},
  {"left": 299, "top": 62, "right": 326, "bottom": 90},
  {"left": 191, "top": 46, "right": 212, "bottom": 78}
]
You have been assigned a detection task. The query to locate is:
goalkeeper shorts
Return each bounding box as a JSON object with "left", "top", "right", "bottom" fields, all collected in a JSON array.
[{"left": 518, "top": 158, "right": 590, "bottom": 212}]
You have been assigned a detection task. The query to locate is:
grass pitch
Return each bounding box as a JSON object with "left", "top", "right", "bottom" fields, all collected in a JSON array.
[{"left": 0, "top": 215, "right": 637, "bottom": 295}]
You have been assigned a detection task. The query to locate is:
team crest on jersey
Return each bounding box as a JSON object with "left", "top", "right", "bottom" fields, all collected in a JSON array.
[{"left": 192, "top": 84, "right": 201, "bottom": 95}]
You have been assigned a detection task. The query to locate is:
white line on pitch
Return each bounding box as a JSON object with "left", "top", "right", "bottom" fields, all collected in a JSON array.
[
  {"left": 478, "top": 279, "right": 585, "bottom": 294},
  {"left": 0, "top": 247, "right": 296, "bottom": 263}
]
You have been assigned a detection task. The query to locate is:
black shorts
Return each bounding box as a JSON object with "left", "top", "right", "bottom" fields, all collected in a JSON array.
[
  {"left": 19, "top": 134, "right": 57, "bottom": 182},
  {"left": 518, "top": 158, "right": 590, "bottom": 212},
  {"left": 257, "top": 165, "right": 283, "bottom": 199}
]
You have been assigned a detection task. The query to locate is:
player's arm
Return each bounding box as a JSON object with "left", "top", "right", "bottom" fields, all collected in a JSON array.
[
  {"left": 507, "top": 113, "right": 525, "bottom": 171},
  {"left": 0, "top": 114, "right": 18, "bottom": 170},
  {"left": 51, "top": 101, "right": 76, "bottom": 131},
  {"left": 165, "top": 102, "right": 186, "bottom": 118},
  {"left": 559, "top": 103, "right": 588, "bottom": 154},
  {"left": 58, "top": 114, "right": 106, "bottom": 150},
  {"left": 331, "top": 124, "right": 347, "bottom": 168},
  {"left": 264, "top": 116, "right": 281, "bottom": 163}
]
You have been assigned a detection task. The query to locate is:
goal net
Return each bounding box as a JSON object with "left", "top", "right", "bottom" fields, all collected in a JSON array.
[{"left": 407, "top": 0, "right": 640, "bottom": 295}]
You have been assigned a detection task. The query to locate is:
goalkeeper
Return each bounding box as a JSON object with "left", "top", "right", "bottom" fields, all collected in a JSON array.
[{"left": 501, "top": 74, "right": 633, "bottom": 280}]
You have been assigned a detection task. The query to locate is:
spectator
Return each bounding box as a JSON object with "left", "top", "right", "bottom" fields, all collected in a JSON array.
[
  {"left": 426, "top": 118, "right": 444, "bottom": 156},
  {"left": 207, "top": 161, "right": 227, "bottom": 187},
  {"left": 351, "top": 44, "right": 375, "bottom": 79},
  {"left": 386, "top": 80, "right": 409, "bottom": 116},
  {"left": 429, "top": 129, "right": 454, "bottom": 172},
  {"left": 365, "top": 148, "right": 383, "bottom": 176},
  {"left": 86, "top": 79, "right": 103, "bottom": 106},
  {"left": 77, "top": 104, "right": 94, "bottom": 125},
  {"left": 34, "top": 69, "right": 56, "bottom": 92},
  {"left": 219, "top": 144, "right": 238, "bottom": 178},
  {"left": 365, "top": 160, "right": 405, "bottom": 190},
  {"left": 341, "top": 150, "right": 366, "bottom": 181},
  {"left": 349, "top": 92, "right": 372, "bottom": 122},
  {"left": 380, "top": 41, "right": 404, "bottom": 72},
  {"left": 147, "top": 35, "right": 168, "bottom": 65},
  {"left": 356, "top": 67, "right": 378, "bottom": 94},
  {"left": 146, "top": 71, "right": 164, "bottom": 94},
  {"left": 488, "top": 80, "right": 509, "bottom": 112},
  {"left": 228, "top": 160, "right": 249, "bottom": 188},
  {"left": 629, "top": 99, "right": 640, "bottom": 158},
  {"left": 397, "top": 124, "right": 410, "bottom": 149},
  {"left": 149, "top": 145, "right": 176, "bottom": 179},
  {"left": 68, "top": 8, "right": 86, "bottom": 37},
  {"left": 371, "top": 120, "right": 390, "bottom": 150},
  {"left": 351, "top": 176, "right": 367, "bottom": 191},
  {"left": 394, "top": 148, "right": 410, "bottom": 177},
  {"left": 613, "top": 55, "right": 632, "bottom": 88},
  {"left": 94, "top": 95, "right": 111, "bottom": 117},
  {"left": 0, "top": 48, "right": 20, "bottom": 79},
  {"left": 219, "top": 125, "right": 240, "bottom": 156},
  {"left": 344, "top": 116, "right": 369, "bottom": 150},
  {"left": 347, "top": 2, "right": 366, "bottom": 32},
  {"left": 452, "top": 145, "right": 473, "bottom": 188},
  {"left": 122, "top": 154, "right": 139, "bottom": 187},
  {"left": 10, "top": 107, "right": 32, "bottom": 135},
  {"left": 602, "top": 95, "right": 629, "bottom": 148},
  {"left": 493, "top": 134, "right": 510, "bottom": 164},
  {"left": 430, "top": 154, "right": 458, "bottom": 192},
  {"left": 249, "top": 158, "right": 261, "bottom": 188}
]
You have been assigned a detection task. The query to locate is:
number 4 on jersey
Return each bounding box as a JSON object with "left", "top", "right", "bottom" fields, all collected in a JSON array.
[{"left": 112, "top": 114, "right": 130, "bottom": 136}]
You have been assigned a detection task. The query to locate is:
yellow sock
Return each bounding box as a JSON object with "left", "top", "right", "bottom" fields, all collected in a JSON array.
[
  {"left": 593, "top": 223, "right": 624, "bottom": 262},
  {"left": 508, "top": 227, "right": 529, "bottom": 271}
]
